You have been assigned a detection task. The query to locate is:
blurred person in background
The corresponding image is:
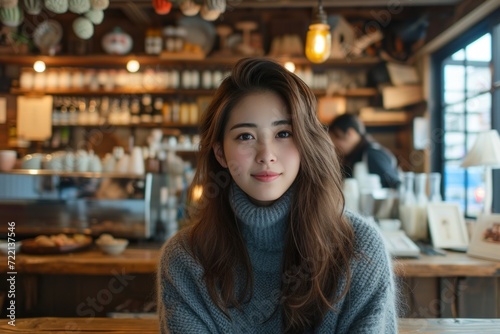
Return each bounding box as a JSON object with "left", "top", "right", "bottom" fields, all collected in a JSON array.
[{"left": 329, "top": 114, "right": 400, "bottom": 189}]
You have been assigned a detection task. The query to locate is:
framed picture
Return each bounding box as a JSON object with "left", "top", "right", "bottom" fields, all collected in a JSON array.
[
  {"left": 427, "top": 202, "right": 469, "bottom": 249},
  {"left": 467, "top": 214, "right": 500, "bottom": 261}
]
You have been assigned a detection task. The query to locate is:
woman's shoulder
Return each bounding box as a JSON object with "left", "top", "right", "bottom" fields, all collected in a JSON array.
[
  {"left": 160, "top": 229, "right": 188, "bottom": 255},
  {"left": 343, "top": 210, "right": 387, "bottom": 256},
  {"left": 343, "top": 211, "right": 394, "bottom": 288},
  {"left": 158, "top": 229, "right": 202, "bottom": 277}
]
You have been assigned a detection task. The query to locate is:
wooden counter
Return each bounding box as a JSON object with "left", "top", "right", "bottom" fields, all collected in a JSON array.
[
  {"left": 2, "top": 249, "right": 160, "bottom": 275},
  {"left": 2, "top": 249, "right": 498, "bottom": 319},
  {"left": 1, "top": 317, "right": 500, "bottom": 333},
  {"left": 2, "top": 248, "right": 499, "bottom": 277},
  {"left": 394, "top": 251, "right": 500, "bottom": 277}
]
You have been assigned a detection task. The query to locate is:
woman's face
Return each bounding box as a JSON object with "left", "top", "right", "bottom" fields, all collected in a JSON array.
[{"left": 214, "top": 91, "right": 301, "bottom": 206}]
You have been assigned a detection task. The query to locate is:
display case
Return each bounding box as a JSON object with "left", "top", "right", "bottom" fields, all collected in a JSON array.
[{"left": 0, "top": 170, "right": 171, "bottom": 239}]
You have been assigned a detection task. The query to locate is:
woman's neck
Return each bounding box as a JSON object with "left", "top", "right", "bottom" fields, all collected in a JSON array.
[{"left": 229, "top": 183, "right": 292, "bottom": 251}]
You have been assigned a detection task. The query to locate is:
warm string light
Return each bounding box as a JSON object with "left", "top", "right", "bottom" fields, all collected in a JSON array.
[
  {"left": 126, "top": 59, "right": 140, "bottom": 73},
  {"left": 305, "top": 0, "right": 331, "bottom": 64},
  {"left": 33, "top": 60, "right": 46, "bottom": 73}
]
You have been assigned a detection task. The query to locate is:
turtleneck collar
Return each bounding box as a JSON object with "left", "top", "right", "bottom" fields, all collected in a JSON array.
[{"left": 229, "top": 182, "right": 292, "bottom": 252}]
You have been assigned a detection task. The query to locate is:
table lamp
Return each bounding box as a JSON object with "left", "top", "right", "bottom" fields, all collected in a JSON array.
[{"left": 461, "top": 129, "right": 500, "bottom": 213}]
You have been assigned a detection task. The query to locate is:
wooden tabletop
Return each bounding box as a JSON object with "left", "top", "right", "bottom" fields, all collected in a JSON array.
[
  {"left": 1, "top": 317, "right": 500, "bottom": 333},
  {"left": 2, "top": 248, "right": 500, "bottom": 277}
]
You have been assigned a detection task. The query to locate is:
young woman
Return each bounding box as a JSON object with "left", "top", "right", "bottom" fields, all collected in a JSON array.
[{"left": 157, "top": 58, "right": 397, "bottom": 333}]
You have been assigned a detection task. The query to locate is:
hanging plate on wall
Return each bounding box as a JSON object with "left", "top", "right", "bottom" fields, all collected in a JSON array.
[
  {"left": 178, "top": 16, "right": 216, "bottom": 55},
  {"left": 33, "top": 20, "right": 63, "bottom": 54}
]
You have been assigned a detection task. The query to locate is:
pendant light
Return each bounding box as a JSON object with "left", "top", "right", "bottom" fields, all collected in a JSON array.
[{"left": 305, "top": 0, "right": 331, "bottom": 63}]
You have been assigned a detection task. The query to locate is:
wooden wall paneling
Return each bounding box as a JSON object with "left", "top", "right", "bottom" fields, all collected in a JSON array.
[{"left": 36, "top": 274, "right": 156, "bottom": 317}]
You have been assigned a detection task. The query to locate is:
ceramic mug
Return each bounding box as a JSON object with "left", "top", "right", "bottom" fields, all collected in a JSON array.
[
  {"left": 89, "top": 155, "right": 103, "bottom": 173},
  {"left": 21, "top": 153, "right": 43, "bottom": 169},
  {"left": 75, "top": 150, "right": 89, "bottom": 172},
  {"left": 129, "top": 146, "right": 145, "bottom": 175}
]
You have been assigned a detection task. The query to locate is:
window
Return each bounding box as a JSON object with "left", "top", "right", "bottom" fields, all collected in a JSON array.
[
  {"left": 433, "top": 12, "right": 500, "bottom": 217},
  {"left": 441, "top": 34, "right": 492, "bottom": 216}
]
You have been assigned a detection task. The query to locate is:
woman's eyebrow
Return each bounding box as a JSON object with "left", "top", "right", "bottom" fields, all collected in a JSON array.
[
  {"left": 229, "top": 123, "right": 256, "bottom": 131},
  {"left": 272, "top": 119, "right": 292, "bottom": 127},
  {"left": 229, "top": 119, "right": 291, "bottom": 131}
]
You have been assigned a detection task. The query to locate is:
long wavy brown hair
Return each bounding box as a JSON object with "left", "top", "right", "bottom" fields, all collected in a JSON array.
[{"left": 186, "top": 58, "right": 355, "bottom": 333}]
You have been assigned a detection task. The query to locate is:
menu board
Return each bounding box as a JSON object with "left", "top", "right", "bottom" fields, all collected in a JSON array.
[{"left": 17, "top": 95, "right": 53, "bottom": 141}]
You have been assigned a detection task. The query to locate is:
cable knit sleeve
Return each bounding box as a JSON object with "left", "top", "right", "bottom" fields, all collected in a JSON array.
[
  {"left": 157, "top": 233, "right": 229, "bottom": 334},
  {"left": 337, "top": 212, "right": 398, "bottom": 334}
]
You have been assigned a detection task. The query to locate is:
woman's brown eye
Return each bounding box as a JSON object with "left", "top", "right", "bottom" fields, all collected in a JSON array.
[
  {"left": 277, "top": 131, "right": 292, "bottom": 138},
  {"left": 238, "top": 133, "right": 253, "bottom": 140}
]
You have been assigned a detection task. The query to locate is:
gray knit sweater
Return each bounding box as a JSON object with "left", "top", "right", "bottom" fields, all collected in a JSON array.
[{"left": 157, "top": 185, "right": 397, "bottom": 333}]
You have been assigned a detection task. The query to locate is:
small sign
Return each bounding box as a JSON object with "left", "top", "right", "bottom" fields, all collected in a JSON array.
[{"left": 17, "top": 95, "right": 53, "bottom": 141}]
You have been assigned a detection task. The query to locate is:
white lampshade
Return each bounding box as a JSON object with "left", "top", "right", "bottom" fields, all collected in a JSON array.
[{"left": 461, "top": 130, "right": 500, "bottom": 168}]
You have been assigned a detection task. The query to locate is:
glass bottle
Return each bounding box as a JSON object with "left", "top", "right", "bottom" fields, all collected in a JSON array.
[
  {"left": 140, "top": 94, "right": 153, "bottom": 124},
  {"left": 399, "top": 172, "right": 420, "bottom": 240},
  {"left": 155, "top": 186, "right": 169, "bottom": 241},
  {"left": 415, "top": 173, "right": 428, "bottom": 205},
  {"left": 429, "top": 172, "right": 442, "bottom": 202},
  {"left": 52, "top": 96, "right": 62, "bottom": 125},
  {"left": 130, "top": 97, "right": 141, "bottom": 125},
  {"left": 401, "top": 172, "right": 416, "bottom": 206},
  {"left": 414, "top": 173, "right": 429, "bottom": 241},
  {"left": 153, "top": 97, "right": 164, "bottom": 124}
]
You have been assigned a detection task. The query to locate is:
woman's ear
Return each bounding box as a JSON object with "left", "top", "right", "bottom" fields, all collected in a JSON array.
[{"left": 213, "top": 143, "right": 228, "bottom": 168}]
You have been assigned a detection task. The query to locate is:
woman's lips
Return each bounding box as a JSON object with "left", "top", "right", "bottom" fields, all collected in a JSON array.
[{"left": 252, "top": 172, "right": 280, "bottom": 182}]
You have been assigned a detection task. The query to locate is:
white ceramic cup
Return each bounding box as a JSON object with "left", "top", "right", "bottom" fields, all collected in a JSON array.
[
  {"left": 89, "top": 155, "right": 102, "bottom": 173},
  {"left": 75, "top": 150, "right": 89, "bottom": 172},
  {"left": 129, "top": 146, "right": 145, "bottom": 175}
]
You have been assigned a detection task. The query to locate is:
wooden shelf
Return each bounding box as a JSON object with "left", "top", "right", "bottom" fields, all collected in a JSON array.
[
  {"left": 0, "top": 54, "right": 381, "bottom": 68},
  {"left": 364, "top": 120, "right": 410, "bottom": 127},
  {"left": 10, "top": 88, "right": 216, "bottom": 96},
  {"left": 12, "top": 87, "right": 377, "bottom": 97},
  {"left": 315, "top": 87, "right": 378, "bottom": 97},
  {"left": 52, "top": 123, "right": 198, "bottom": 128},
  {"left": 0, "top": 170, "right": 147, "bottom": 179}
]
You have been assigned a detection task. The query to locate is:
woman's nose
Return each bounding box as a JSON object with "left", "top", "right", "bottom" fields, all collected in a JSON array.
[{"left": 255, "top": 142, "right": 276, "bottom": 164}]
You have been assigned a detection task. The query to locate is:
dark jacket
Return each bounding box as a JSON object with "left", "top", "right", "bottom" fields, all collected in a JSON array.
[{"left": 341, "top": 137, "right": 401, "bottom": 189}]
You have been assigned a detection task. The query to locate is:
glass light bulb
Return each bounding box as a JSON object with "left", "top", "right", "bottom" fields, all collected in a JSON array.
[
  {"left": 305, "top": 23, "right": 331, "bottom": 64},
  {"left": 126, "top": 60, "right": 140, "bottom": 73},
  {"left": 284, "top": 61, "right": 296, "bottom": 73},
  {"left": 33, "top": 60, "right": 46, "bottom": 73}
]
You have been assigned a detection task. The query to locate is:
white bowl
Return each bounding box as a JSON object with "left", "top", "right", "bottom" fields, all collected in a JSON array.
[
  {"left": 0, "top": 241, "right": 22, "bottom": 255},
  {"left": 95, "top": 238, "right": 128, "bottom": 255},
  {"left": 0, "top": 150, "right": 17, "bottom": 171}
]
